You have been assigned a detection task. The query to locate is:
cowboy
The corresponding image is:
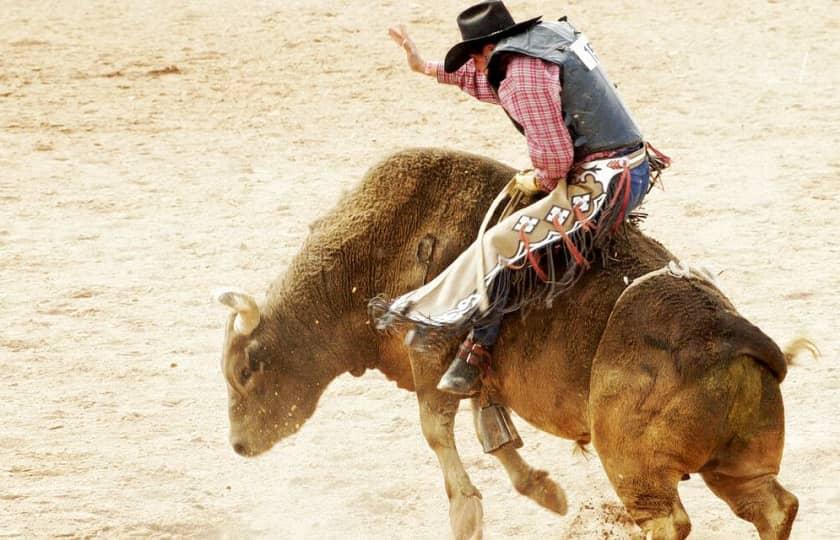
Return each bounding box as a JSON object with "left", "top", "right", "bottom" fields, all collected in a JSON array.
[{"left": 384, "top": 1, "right": 661, "bottom": 396}]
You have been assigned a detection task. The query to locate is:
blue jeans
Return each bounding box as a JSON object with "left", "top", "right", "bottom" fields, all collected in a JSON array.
[
  {"left": 626, "top": 156, "right": 650, "bottom": 211},
  {"left": 471, "top": 157, "right": 651, "bottom": 349},
  {"left": 472, "top": 310, "right": 504, "bottom": 348}
]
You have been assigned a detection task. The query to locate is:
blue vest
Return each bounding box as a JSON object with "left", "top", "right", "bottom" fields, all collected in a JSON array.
[{"left": 487, "top": 20, "right": 643, "bottom": 158}]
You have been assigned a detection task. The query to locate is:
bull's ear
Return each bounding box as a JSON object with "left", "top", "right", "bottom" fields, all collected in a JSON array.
[{"left": 214, "top": 288, "right": 261, "bottom": 336}]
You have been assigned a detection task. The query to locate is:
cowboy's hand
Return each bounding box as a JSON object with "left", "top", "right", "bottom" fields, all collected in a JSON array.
[
  {"left": 388, "top": 25, "right": 427, "bottom": 74},
  {"left": 513, "top": 170, "right": 541, "bottom": 195}
]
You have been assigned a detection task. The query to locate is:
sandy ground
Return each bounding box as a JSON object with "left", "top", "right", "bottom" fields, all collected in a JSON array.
[{"left": 1, "top": 0, "right": 838, "bottom": 538}]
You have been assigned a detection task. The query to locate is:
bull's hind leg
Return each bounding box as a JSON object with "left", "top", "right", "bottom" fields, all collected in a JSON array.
[
  {"left": 601, "top": 466, "right": 691, "bottom": 540},
  {"left": 470, "top": 398, "right": 568, "bottom": 515},
  {"left": 411, "top": 351, "right": 483, "bottom": 540},
  {"left": 700, "top": 361, "right": 797, "bottom": 540},
  {"left": 701, "top": 472, "right": 797, "bottom": 540},
  {"left": 589, "top": 362, "right": 696, "bottom": 538}
]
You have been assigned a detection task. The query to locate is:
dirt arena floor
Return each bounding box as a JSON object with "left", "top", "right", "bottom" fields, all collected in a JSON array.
[{"left": 2, "top": 0, "right": 838, "bottom": 538}]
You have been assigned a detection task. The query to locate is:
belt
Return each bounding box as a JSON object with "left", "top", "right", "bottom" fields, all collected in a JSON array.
[{"left": 614, "top": 145, "right": 648, "bottom": 169}]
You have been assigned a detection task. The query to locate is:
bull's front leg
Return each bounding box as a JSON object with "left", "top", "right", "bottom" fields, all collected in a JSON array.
[
  {"left": 470, "top": 399, "right": 568, "bottom": 515},
  {"left": 410, "top": 350, "right": 484, "bottom": 540}
]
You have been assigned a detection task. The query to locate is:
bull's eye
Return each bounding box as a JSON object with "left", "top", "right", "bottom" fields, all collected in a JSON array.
[{"left": 239, "top": 365, "right": 252, "bottom": 383}]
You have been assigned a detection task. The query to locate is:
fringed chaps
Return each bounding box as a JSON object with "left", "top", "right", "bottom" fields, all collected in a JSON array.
[{"left": 370, "top": 145, "right": 652, "bottom": 345}]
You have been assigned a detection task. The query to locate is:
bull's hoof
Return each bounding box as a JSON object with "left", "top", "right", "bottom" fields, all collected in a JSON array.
[
  {"left": 517, "top": 469, "right": 568, "bottom": 515},
  {"left": 449, "top": 493, "right": 483, "bottom": 540},
  {"left": 639, "top": 514, "right": 691, "bottom": 540}
]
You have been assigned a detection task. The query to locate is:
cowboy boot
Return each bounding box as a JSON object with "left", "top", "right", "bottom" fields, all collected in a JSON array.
[{"left": 437, "top": 338, "right": 491, "bottom": 396}]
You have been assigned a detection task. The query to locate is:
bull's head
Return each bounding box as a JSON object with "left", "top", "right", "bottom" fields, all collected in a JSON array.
[{"left": 214, "top": 288, "right": 323, "bottom": 457}]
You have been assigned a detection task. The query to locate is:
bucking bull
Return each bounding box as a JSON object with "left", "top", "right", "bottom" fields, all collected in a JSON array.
[{"left": 215, "top": 148, "right": 811, "bottom": 539}]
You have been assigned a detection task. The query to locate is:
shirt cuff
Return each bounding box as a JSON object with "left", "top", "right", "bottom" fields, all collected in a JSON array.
[
  {"left": 535, "top": 169, "right": 558, "bottom": 192},
  {"left": 429, "top": 61, "right": 460, "bottom": 84}
]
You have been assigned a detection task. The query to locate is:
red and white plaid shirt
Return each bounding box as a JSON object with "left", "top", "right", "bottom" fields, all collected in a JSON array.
[{"left": 431, "top": 56, "right": 573, "bottom": 192}]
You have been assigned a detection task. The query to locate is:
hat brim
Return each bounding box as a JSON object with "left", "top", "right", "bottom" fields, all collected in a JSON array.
[{"left": 443, "top": 16, "right": 542, "bottom": 73}]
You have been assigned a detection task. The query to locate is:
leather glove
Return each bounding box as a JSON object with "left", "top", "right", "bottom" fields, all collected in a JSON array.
[{"left": 512, "top": 169, "right": 541, "bottom": 195}]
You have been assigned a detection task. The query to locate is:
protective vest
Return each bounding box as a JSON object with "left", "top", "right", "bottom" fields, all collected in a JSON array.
[{"left": 487, "top": 20, "right": 643, "bottom": 158}]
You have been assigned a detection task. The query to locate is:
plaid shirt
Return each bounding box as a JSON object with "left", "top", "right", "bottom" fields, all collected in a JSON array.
[{"left": 431, "top": 56, "right": 573, "bottom": 192}]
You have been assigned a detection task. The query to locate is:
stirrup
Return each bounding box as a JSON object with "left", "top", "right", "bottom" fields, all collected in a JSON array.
[{"left": 436, "top": 339, "right": 490, "bottom": 397}]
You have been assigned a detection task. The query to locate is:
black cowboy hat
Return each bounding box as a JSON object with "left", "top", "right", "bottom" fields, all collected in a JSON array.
[{"left": 444, "top": 1, "right": 541, "bottom": 73}]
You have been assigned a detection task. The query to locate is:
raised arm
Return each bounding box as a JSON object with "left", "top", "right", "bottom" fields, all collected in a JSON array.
[
  {"left": 388, "top": 25, "right": 499, "bottom": 104},
  {"left": 388, "top": 24, "right": 436, "bottom": 76}
]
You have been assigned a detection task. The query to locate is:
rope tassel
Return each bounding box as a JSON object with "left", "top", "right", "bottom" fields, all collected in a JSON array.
[
  {"left": 519, "top": 227, "right": 550, "bottom": 282},
  {"left": 553, "top": 216, "right": 590, "bottom": 270},
  {"left": 646, "top": 141, "right": 672, "bottom": 167},
  {"left": 613, "top": 166, "right": 632, "bottom": 233}
]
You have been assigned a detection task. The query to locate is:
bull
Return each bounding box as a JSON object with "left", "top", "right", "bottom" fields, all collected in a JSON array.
[{"left": 216, "top": 148, "right": 803, "bottom": 539}]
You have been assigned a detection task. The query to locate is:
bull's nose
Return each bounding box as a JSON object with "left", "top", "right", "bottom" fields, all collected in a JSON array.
[{"left": 232, "top": 442, "right": 248, "bottom": 456}]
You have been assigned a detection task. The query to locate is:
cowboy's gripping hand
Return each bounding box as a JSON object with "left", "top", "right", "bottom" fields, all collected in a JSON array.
[
  {"left": 513, "top": 170, "right": 541, "bottom": 195},
  {"left": 388, "top": 25, "right": 428, "bottom": 74}
]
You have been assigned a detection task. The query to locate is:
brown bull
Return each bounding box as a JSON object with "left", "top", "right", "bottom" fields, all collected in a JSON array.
[{"left": 216, "top": 148, "right": 800, "bottom": 539}]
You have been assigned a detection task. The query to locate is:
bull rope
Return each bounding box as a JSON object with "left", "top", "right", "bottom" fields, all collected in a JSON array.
[{"left": 612, "top": 260, "right": 719, "bottom": 310}]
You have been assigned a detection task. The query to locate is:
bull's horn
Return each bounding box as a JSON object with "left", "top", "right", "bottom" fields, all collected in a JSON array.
[{"left": 214, "top": 288, "right": 261, "bottom": 336}]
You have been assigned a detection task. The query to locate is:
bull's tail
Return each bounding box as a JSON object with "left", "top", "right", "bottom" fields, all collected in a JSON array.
[
  {"left": 722, "top": 315, "right": 819, "bottom": 383},
  {"left": 783, "top": 337, "right": 820, "bottom": 366},
  {"left": 722, "top": 313, "right": 789, "bottom": 383}
]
